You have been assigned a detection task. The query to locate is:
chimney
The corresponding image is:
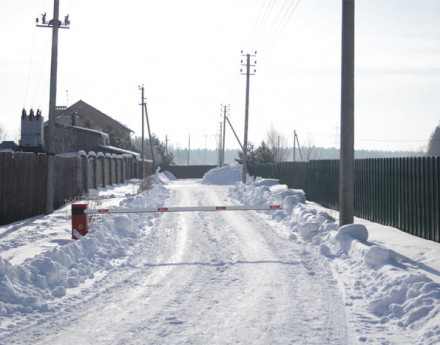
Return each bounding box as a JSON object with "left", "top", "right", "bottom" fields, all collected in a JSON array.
[{"left": 71, "top": 111, "right": 77, "bottom": 126}]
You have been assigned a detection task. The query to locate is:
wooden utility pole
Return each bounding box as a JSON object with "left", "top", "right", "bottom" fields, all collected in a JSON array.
[
  {"left": 339, "top": 0, "right": 355, "bottom": 226},
  {"left": 36, "top": 1, "right": 70, "bottom": 214},
  {"left": 241, "top": 51, "right": 256, "bottom": 183}
]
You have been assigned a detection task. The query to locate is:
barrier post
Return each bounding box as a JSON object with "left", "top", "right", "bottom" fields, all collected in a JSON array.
[{"left": 72, "top": 204, "right": 89, "bottom": 240}]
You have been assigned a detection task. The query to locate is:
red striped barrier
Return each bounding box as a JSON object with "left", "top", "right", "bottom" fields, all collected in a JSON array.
[{"left": 71, "top": 204, "right": 282, "bottom": 239}]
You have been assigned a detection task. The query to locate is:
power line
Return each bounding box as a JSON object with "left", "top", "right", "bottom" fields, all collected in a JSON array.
[
  {"left": 243, "top": 0, "right": 270, "bottom": 49},
  {"left": 260, "top": 0, "right": 302, "bottom": 55},
  {"left": 248, "top": 0, "right": 276, "bottom": 50}
]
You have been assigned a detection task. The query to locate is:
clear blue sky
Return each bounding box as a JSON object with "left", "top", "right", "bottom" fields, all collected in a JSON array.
[{"left": 0, "top": 0, "right": 439, "bottom": 152}]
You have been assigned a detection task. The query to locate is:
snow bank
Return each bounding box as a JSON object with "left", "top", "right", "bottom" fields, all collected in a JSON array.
[
  {"left": 229, "top": 167, "right": 440, "bottom": 345},
  {"left": 161, "top": 170, "right": 176, "bottom": 181},
  {"left": 0, "top": 182, "right": 169, "bottom": 317},
  {"left": 201, "top": 165, "right": 242, "bottom": 185}
]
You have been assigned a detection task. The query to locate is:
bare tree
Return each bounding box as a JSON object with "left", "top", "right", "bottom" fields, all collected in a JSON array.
[
  {"left": 266, "top": 124, "right": 289, "bottom": 162},
  {"left": 302, "top": 136, "right": 322, "bottom": 161}
]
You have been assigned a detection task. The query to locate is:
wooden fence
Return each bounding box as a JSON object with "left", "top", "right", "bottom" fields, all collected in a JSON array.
[
  {"left": 249, "top": 157, "right": 440, "bottom": 243},
  {"left": 0, "top": 152, "right": 153, "bottom": 226}
]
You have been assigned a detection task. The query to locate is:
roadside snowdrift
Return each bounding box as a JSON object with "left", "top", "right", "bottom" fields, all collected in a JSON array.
[
  {"left": 226, "top": 170, "right": 440, "bottom": 345},
  {"left": 0, "top": 182, "right": 169, "bottom": 317},
  {"left": 1, "top": 165, "right": 439, "bottom": 344}
]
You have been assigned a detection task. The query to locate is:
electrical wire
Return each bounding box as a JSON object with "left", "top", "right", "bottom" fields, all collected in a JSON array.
[
  {"left": 260, "top": 0, "right": 302, "bottom": 56},
  {"left": 242, "top": 0, "right": 270, "bottom": 50},
  {"left": 246, "top": 0, "right": 276, "bottom": 51},
  {"left": 260, "top": 0, "right": 291, "bottom": 48}
]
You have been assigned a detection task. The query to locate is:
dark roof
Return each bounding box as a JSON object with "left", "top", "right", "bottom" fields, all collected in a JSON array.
[
  {"left": 0, "top": 141, "right": 18, "bottom": 151},
  {"left": 56, "top": 100, "right": 133, "bottom": 133}
]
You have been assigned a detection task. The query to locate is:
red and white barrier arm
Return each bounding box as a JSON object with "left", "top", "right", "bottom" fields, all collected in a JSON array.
[
  {"left": 71, "top": 204, "right": 282, "bottom": 240},
  {"left": 81, "top": 204, "right": 282, "bottom": 215}
]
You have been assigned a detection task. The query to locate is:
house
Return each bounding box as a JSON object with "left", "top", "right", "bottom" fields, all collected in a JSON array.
[
  {"left": 42, "top": 100, "right": 139, "bottom": 157},
  {"left": 54, "top": 100, "right": 133, "bottom": 148}
]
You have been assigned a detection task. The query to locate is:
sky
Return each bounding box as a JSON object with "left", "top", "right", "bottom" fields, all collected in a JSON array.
[{"left": 0, "top": 0, "right": 439, "bottom": 152}]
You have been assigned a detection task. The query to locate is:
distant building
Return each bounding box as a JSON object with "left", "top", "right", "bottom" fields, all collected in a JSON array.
[
  {"left": 39, "top": 99, "right": 138, "bottom": 157},
  {"left": 44, "top": 123, "right": 139, "bottom": 157},
  {"left": 54, "top": 100, "right": 133, "bottom": 149}
]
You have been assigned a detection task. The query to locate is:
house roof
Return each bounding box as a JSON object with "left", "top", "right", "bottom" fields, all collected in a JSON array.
[
  {"left": 0, "top": 141, "right": 18, "bottom": 152},
  {"left": 56, "top": 100, "right": 133, "bottom": 133}
]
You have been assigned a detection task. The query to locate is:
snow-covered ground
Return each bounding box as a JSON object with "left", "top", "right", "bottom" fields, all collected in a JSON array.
[{"left": 1, "top": 165, "right": 439, "bottom": 344}]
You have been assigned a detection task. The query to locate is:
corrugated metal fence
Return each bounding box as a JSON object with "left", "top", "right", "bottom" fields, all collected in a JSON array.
[
  {"left": 249, "top": 157, "right": 440, "bottom": 243},
  {"left": 0, "top": 152, "right": 153, "bottom": 226}
]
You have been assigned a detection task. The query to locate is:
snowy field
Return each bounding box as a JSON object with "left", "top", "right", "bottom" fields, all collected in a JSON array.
[{"left": 0, "top": 165, "right": 439, "bottom": 344}]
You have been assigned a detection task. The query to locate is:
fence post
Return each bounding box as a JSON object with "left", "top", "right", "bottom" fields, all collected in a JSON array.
[{"left": 81, "top": 152, "right": 89, "bottom": 194}]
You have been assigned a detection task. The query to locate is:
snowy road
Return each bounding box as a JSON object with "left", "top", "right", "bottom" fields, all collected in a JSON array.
[
  {"left": 2, "top": 168, "right": 440, "bottom": 344},
  {"left": 4, "top": 180, "right": 351, "bottom": 344}
]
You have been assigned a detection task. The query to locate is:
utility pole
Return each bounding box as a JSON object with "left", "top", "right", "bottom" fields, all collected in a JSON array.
[
  {"left": 218, "top": 122, "right": 223, "bottom": 166},
  {"left": 240, "top": 51, "right": 257, "bottom": 183},
  {"left": 339, "top": 0, "right": 355, "bottom": 227},
  {"left": 222, "top": 105, "right": 227, "bottom": 167},
  {"left": 277, "top": 136, "right": 280, "bottom": 162},
  {"left": 293, "top": 130, "right": 303, "bottom": 162},
  {"left": 293, "top": 132, "right": 296, "bottom": 161},
  {"left": 36, "top": 1, "right": 70, "bottom": 214},
  {"left": 139, "top": 85, "right": 145, "bottom": 178},
  {"left": 187, "top": 135, "right": 190, "bottom": 165}
]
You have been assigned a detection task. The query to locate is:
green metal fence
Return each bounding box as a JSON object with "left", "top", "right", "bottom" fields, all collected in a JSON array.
[{"left": 249, "top": 157, "right": 440, "bottom": 243}]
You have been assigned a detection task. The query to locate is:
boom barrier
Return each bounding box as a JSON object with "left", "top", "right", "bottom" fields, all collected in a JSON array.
[{"left": 71, "top": 204, "right": 282, "bottom": 240}]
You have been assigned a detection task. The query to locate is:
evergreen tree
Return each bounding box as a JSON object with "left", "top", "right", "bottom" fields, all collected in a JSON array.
[
  {"left": 235, "top": 141, "right": 276, "bottom": 165},
  {"left": 427, "top": 124, "right": 440, "bottom": 156},
  {"left": 254, "top": 141, "right": 276, "bottom": 164},
  {"left": 235, "top": 143, "right": 257, "bottom": 165}
]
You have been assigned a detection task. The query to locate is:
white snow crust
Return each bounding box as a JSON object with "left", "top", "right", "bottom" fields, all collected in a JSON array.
[{"left": 0, "top": 166, "right": 439, "bottom": 344}]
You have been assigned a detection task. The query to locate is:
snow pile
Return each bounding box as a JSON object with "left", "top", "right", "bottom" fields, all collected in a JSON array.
[
  {"left": 201, "top": 165, "right": 242, "bottom": 185},
  {"left": 0, "top": 182, "right": 169, "bottom": 317},
  {"left": 161, "top": 170, "right": 177, "bottom": 181},
  {"left": 230, "top": 174, "right": 440, "bottom": 344}
]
